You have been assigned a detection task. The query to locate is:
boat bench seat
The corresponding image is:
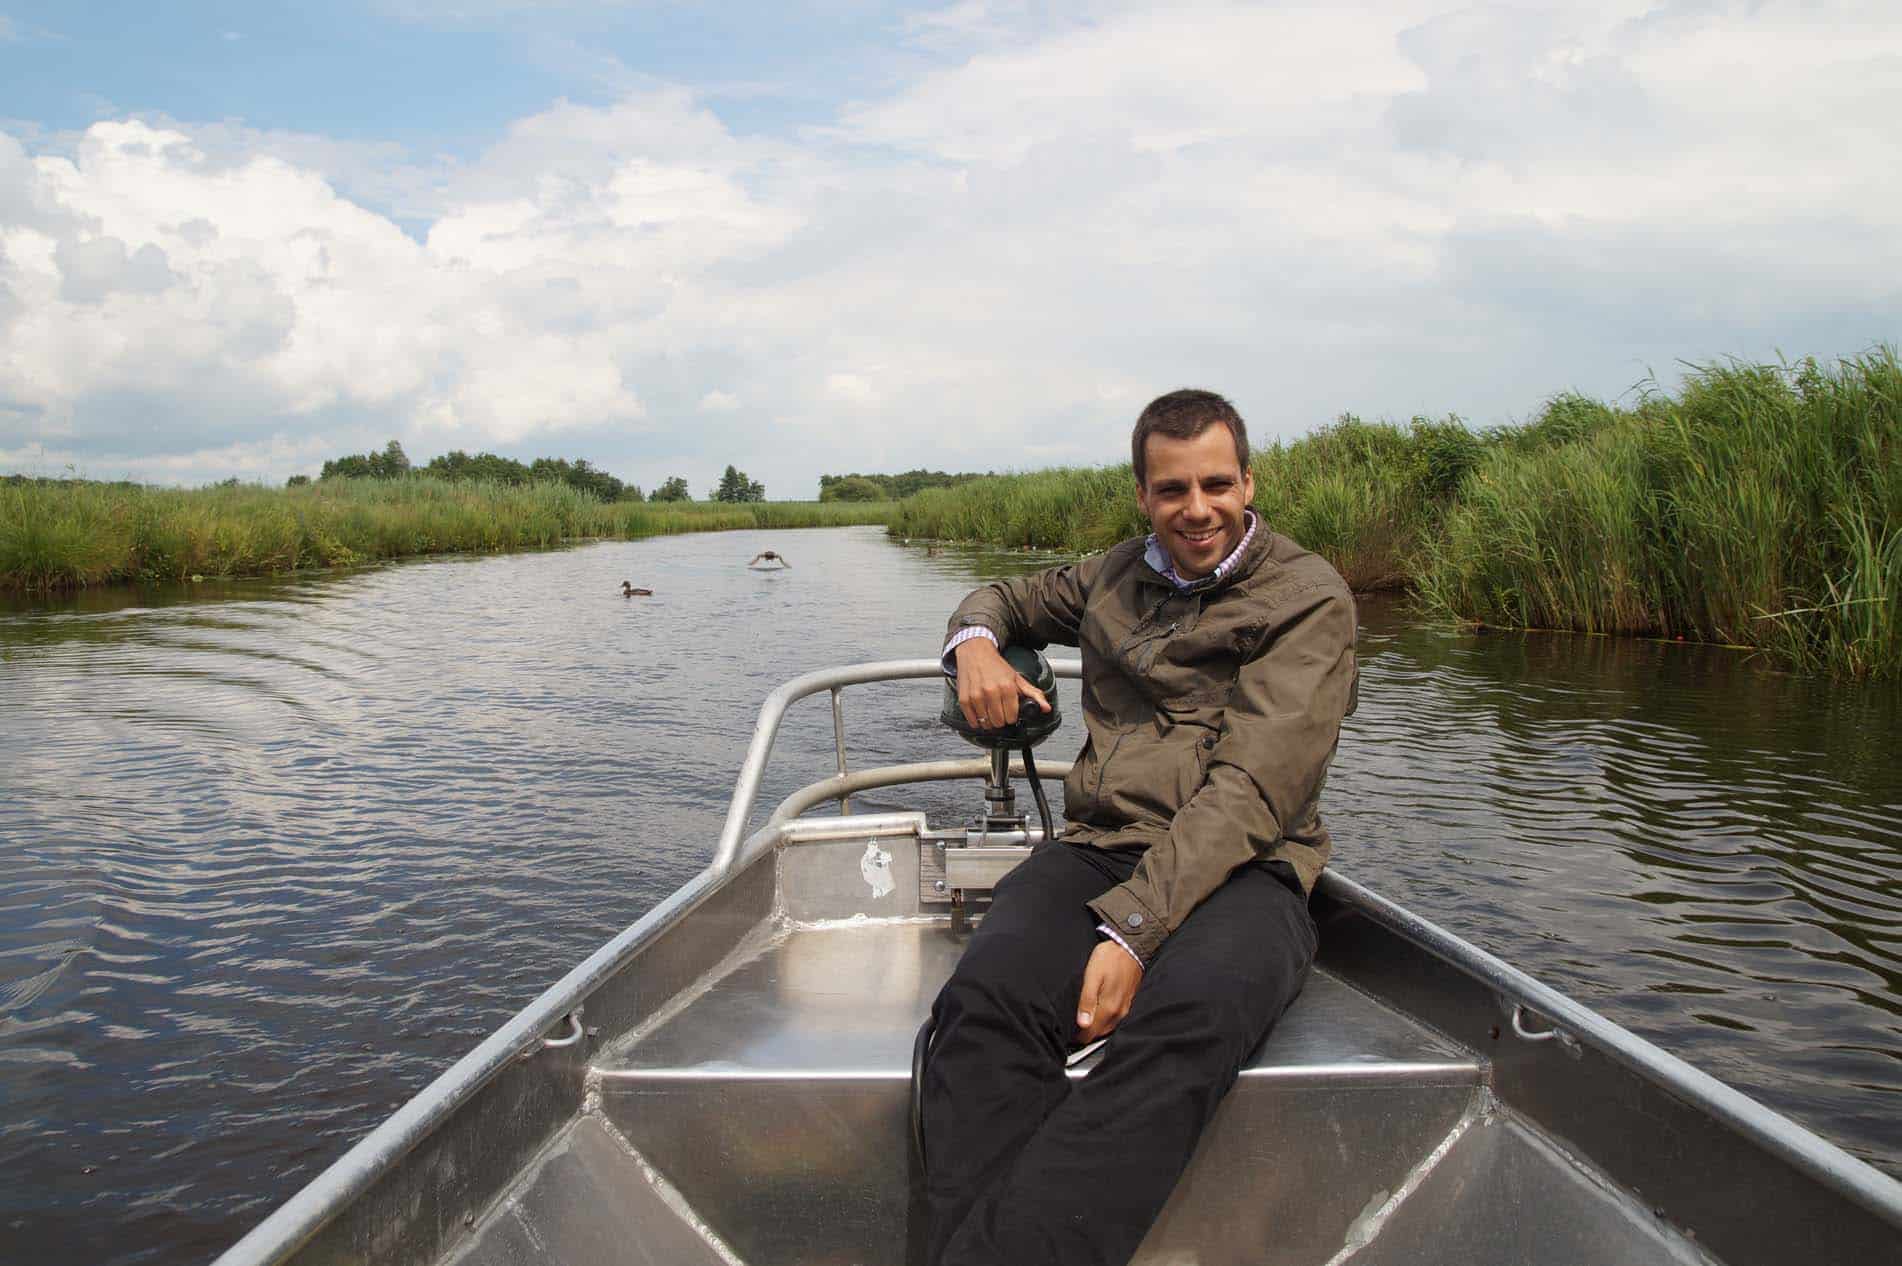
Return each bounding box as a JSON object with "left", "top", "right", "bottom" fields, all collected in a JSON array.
[
  {"left": 598, "top": 920, "right": 1480, "bottom": 1087},
  {"left": 584, "top": 920, "right": 1485, "bottom": 1266}
]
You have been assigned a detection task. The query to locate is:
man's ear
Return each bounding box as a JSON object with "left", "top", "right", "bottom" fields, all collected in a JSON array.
[{"left": 1241, "top": 468, "right": 1255, "bottom": 505}]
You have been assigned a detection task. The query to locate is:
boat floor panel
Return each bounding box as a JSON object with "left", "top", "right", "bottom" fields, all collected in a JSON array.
[
  {"left": 446, "top": 1117, "right": 735, "bottom": 1266},
  {"left": 1344, "top": 1112, "right": 1718, "bottom": 1266}
]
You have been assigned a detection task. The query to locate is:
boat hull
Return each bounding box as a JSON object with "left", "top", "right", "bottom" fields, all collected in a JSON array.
[{"left": 211, "top": 661, "right": 1902, "bottom": 1266}]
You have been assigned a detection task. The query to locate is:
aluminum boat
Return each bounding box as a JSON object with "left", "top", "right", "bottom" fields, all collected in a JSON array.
[{"left": 214, "top": 660, "right": 1902, "bottom": 1266}]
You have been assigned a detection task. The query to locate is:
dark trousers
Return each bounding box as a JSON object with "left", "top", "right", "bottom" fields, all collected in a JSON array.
[{"left": 920, "top": 841, "right": 1317, "bottom": 1266}]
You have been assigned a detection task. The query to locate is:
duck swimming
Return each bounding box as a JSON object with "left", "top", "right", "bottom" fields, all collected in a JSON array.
[{"left": 621, "top": 581, "right": 653, "bottom": 596}]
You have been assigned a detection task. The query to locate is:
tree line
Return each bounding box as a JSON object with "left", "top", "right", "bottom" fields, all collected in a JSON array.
[
  {"left": 307, "top": 442, "right": 716, "bottom": 503},
  {"left": 304, "top": 444, "right": 994, "bottom": 504},
  {"left": 817, "top": 469, "right": 990, "bottom": 502}
]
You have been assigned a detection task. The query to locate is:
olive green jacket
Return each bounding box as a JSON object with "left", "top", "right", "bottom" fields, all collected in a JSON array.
[{"left": 945, "top": 526, "right": 1357, "bottom": 963}]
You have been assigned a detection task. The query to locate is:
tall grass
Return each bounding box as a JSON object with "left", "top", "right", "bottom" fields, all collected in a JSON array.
[
  {"left": 1420, "top": 352, "right": 1900, "bottom": 677},
  {"left": 892, "top": 352, "right": 1899, "bottom": 677},
  {"left": 894, "top": 467, "right": 1146, "bottom": 554},
  {"left": 0, "top": 477, "right": 892, "bottom": 591}
]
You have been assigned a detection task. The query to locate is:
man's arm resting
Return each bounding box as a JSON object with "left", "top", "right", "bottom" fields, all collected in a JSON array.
[
  {"left": 941, "top": 556, "right": 1103, "bottom": 727},
  {"left": 942, "top": 557, "right": 1100, "bottom": 665}
]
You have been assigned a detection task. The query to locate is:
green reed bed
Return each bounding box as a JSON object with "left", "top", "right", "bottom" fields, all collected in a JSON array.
[
  {"left": 890, "top": 353, "right": 1898, "bottom": 677},
  {"left": 0, "top": 477, "right": 894, "bottom": 591},
  {"left": 893, "top": 466, "right": 1147, "bottom": 555},
  {"left": 1420, "top": 352, "right": 1900, "bottom": 678}
]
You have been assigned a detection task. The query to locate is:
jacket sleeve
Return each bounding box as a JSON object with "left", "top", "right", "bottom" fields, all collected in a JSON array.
[
  {"left": 943, "top": 552, "right": 1106, "bottom": 653},
  {"left": 1087, "top": 585, "right": 1357, "bottom": 963}
]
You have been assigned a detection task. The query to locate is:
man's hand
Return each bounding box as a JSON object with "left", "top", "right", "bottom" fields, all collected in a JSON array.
[
  {"left": 1075, "top": 940, "right": 1143, "bottom": 1043},
  {"left": 953, "top": 638, "right": 1050, "bottom": 730}
]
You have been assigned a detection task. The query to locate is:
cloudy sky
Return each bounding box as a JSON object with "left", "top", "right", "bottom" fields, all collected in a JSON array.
[{"left": 2, "top": 1, "right": 1898, "bottom": 497}]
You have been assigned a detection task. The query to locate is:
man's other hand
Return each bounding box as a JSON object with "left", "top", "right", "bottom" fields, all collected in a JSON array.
[
  {"left": 1075, "top": 940, "right": 1142, "bottom": 1043},
  {"left": 953, "top": 638, "right": 1050, "bottom": 730}
]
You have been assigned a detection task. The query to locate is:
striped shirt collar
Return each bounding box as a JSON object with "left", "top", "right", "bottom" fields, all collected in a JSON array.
[{"left": 1143, "top": 510, "right": 1258, "bottom": 592}]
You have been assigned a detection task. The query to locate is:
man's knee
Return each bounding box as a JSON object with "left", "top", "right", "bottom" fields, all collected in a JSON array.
[
  {"left": 936, "top": 929, "right": 1058, "bottom": 1026},
  {"left": 1174, "top": 930, "right": 1312, "bottom": 1041},
  {"left": 1135, "top": 885, "right": 1315, "bottom": 1048}
]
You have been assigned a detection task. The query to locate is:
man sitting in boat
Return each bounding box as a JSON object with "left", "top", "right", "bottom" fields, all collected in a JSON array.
[{"left": 926, "top": 388, "right": 1359, "bottom": 1266}]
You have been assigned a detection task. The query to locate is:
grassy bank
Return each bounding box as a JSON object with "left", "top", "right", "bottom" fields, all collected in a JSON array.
[
  {"left": 0, "top": 476, "right": 893, "bottom": 591},
  {"left": 891, "top": 352, "right": 1900, "bottom": 678}
]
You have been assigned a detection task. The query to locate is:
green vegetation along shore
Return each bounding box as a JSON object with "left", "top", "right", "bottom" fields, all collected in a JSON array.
[
  {"left": 1, "top": 476, "right": 891, "bottom": 592},
  {"left": 891, "top": 352, "right": 1900, "bottom": 678}
]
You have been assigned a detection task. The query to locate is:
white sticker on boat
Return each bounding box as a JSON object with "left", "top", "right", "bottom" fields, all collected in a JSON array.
[{"left": 861, "top": 842, "right": 894, "bottom": 899}]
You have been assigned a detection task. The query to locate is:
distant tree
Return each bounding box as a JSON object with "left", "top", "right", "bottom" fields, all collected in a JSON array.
[
  {"left": 528, "top": 456, "right": 628, "bottom": 502},
  {"left": 818, "top": 469, "right": 987, "bottom": 500},
  {"left": 651, "top": 475, "right": 692, "bottom": 502},
  {"left": 425, "top": 450, "right": 532, "bottom": 486},
  {"left": 574, "top": 459, "right": 629, "bottom": 502},
  {"left": 321, "top": 439, "right": 412, "bottom": 480},
  {"left": 286, "top": 474, "right": 311, "bottom": 488},
  {"left": 327, "top": 441, "right": 646, "bottom": 499},
  {"left": 819, "top": 475, "right": 885, "bottom": 502},
  {"left": 378, "top": 440, "right": 411, "bottom": 477},
  {"left": 711, "top": 465, "right": 766, "bottom": 503},
  {"left": 419, "top": 450, "right": 638, "bottom": 500}
]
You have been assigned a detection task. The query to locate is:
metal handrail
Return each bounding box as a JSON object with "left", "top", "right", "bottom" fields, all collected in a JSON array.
[
  {"left": 710, "top": 656, "right": 1083, "bottom": 873},
  {"left": 762, "top": 758, "right": 1075, "bottom": 835}
]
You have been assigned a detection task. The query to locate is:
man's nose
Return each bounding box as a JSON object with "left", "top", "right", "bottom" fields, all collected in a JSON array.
[{"left": 1184, "top": 486, "right": 1210, "bottom": 519}]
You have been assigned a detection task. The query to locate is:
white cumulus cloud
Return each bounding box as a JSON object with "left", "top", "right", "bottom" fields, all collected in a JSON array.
[{"left": 3, "top": 0, "right": 1900, "bottom": 494}]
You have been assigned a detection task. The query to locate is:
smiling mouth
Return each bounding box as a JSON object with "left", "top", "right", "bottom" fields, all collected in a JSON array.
[{"left": 1177, "top": 528, "right": 1221, "bottom": 547}]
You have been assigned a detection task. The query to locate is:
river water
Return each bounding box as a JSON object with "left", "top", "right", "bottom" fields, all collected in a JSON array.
[{"left": 2, "top": 526, "right": 1897, "bottom": 1264}]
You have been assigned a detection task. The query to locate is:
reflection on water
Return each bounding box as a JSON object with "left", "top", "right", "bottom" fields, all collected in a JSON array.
[
  {"left": 1336, "top": 598, "right": 1900, "bottom": 1145},
  {"left": 1, "top": 529, "right": 1897, "bottom": 1265}
]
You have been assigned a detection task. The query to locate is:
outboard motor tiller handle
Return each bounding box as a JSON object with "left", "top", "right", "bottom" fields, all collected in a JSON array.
[
  {"left": 938, "top": 645, "right": 1061, "bottom": 846},
  {"left": 938, "top": 643, "right": 1061, "bottom": 750}
]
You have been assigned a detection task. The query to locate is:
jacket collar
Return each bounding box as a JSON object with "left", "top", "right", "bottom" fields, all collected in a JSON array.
[{"left": 1141, "top": 510, "right": 1262, "bottom": 594}]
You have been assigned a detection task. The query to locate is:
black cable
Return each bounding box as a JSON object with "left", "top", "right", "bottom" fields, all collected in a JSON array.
[
  {"left": 910, "top": 1014, "right": 935, "bottom": 1175},
  {"left": 1022, "top": 744, "right": 1056, "bottom": 847}
]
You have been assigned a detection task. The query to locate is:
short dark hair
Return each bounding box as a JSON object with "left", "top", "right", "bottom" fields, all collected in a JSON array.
[{"left": 1131, "top": 389, "right": 1249, "bottom": 486}]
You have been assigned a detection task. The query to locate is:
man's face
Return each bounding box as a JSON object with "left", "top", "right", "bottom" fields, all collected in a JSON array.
[{"left": 1136, "top": 425, "right": 1255, "bottom": 579}]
